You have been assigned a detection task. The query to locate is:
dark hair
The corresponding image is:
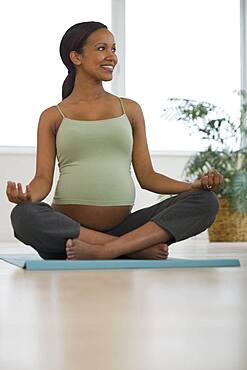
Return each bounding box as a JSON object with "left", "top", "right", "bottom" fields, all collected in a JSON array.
[{"left": 60, "top": 21, "right": 108, "bottom": 99}]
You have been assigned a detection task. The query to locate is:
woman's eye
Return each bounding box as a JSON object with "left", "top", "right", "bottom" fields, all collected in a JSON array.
[{"left": 97, "top": 46, "right": 116, "bottom": 52}]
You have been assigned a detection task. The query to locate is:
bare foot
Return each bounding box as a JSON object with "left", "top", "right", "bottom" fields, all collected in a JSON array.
[
  {"left": 126, "top": 243, "right": 169, "bottom": 260},
  {"left": 66, "top": 239, "right": 169, "bottom": 261},
  {"left": 66, "top": 238, "right": 110, "bottom": 260}
]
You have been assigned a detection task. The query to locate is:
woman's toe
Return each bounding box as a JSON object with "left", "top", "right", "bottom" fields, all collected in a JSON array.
[
  {"left": 67, "top": 252, "right": 75, "bottom": 260},
  {"left": 66, "top": 239, "right": 73, "bottom": 248}
]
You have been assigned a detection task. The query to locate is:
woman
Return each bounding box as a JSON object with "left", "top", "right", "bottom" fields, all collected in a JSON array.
[{"left": 6, "top": 21, "right": 223, "bottom": 260}]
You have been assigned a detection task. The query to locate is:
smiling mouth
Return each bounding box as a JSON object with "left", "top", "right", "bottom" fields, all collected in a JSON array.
[{"left": 101, "top": 65, "right": 114, "bottom": 72}]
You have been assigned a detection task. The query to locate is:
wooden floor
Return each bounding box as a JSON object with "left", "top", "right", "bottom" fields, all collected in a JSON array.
[{"left": 0, "top": 238, "right": 247, "bottom": 370}]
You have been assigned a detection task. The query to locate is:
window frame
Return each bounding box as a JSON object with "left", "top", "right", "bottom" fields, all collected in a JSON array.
[
  {"left": 240, "top": 0, "right": 247, "bottom": 146},
  {"left": 1, "top": 0, "right": 245, "bottom": 149},
  {"left": 120, "top": 0, "right": 245, "bottom": 152}
]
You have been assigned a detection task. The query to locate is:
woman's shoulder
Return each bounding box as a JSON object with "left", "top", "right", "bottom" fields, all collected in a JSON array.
[
  {"left": 39, "top": 105, "right": 62, "bottom": 120},
  {"left": 38, "top": 105, "right": 63, "bottom": 133},
  {"left": 120, "top": 97, "right": 142, "bottom": 110},
  {"left": 120, "top": 97, "right": 144, "bottom": 125}
]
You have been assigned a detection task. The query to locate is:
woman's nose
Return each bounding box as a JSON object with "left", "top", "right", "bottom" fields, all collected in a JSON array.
[{"left": 106, "top": 49, "right": 117, "bottom": 60}]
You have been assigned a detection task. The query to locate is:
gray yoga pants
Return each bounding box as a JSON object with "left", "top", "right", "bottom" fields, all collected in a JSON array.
[{"left": 10, "top": 189, "right": 219, "bottom": 260}]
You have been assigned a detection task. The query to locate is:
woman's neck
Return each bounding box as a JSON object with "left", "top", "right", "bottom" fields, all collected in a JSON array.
[{"left": 69, "top": 74, "right": 107, "bottom": 102}]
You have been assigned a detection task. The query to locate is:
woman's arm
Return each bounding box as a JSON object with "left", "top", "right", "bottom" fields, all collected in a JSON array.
[
  {"left": 29, "top": 107, "right": 58, "bottom": 201},
  {"left": 139, "top": 172, "right": 192, "bottom": 194},
  {"left": 6, "top": 107, "right": 59, "bottom": 203},
  {"left": 125, "top": 99, "right": 223, "bottom": 194}
]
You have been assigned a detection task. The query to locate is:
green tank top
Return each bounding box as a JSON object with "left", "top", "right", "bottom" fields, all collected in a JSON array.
[{"left": 53, "top": 98, "right": 136, "bottom": 206}]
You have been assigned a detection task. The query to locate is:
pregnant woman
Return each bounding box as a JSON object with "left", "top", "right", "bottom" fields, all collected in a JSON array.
[{"left": 6, "top": 21, "right": 223, "bottom": 260}]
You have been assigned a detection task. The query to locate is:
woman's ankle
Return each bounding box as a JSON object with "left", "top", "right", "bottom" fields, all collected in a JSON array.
[{"left": 78, "top": 226, "right": 118, "bottom": 244}]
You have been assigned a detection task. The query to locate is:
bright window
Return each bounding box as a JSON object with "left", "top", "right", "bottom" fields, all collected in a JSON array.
[
  {"left": 126, "top": 0, "right": 241, "bottom": 151},
  {"left": 0, "top": 0, "right": 111, "bottom": 146}
]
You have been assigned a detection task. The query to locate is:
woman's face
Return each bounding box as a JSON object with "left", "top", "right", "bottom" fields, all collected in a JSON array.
[{"left": 74, "top": 28, "right": 118, "bottom": 81}]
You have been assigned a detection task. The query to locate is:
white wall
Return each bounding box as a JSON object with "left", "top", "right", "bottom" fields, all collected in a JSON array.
[{"left": 0, "top": 148, "right": 194, "bottom": 242}]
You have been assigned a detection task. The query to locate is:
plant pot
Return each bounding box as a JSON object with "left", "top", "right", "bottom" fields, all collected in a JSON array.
[{"left": 208, "top": 198, "right": 247, "bottom": 242}]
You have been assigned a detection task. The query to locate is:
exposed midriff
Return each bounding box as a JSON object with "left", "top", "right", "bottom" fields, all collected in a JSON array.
[{"left": 52, "top": 203, "right": 132, "bottom": 231}]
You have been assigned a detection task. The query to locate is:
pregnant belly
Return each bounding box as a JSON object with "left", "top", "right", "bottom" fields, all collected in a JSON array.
[{"left": 52, "top": 203, "right": 132, "bottom": 231}]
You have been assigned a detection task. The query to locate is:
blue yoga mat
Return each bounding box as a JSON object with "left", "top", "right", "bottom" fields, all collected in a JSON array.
[{"left": 0, "top": 254, "right": 240, "bottom": 270}]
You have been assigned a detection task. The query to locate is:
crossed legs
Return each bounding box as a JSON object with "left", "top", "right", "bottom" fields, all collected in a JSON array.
[
  {"left": 75, "top": 224, "right": 169, "bottom": 259},
  {"left": 66, "top": 190, "right": 219, "bottom": 261},
  {"left": 66, "top": 221, "right": 172, "bottom": 260},
  {"left": 10, "top": 202, "right": 170, "bottom": 260},
  {"left": 10, "top": 190, "right": 219, "bottom": 260}
]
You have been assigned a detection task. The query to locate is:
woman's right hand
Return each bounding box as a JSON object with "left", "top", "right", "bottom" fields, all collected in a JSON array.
[{"left": 6, "top": 181, "right": 32, "bottom": 204}]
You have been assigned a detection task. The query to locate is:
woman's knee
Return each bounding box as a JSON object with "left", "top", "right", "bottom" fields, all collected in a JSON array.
[
  {"left": 10, "top": 202, "right": 48, "bottom": 237},
  {"left": 194, "top": 189, "right": 219, "bottom": 217},
  {"left": 11, "top": 203, "right": 31, "bottom": 230}
]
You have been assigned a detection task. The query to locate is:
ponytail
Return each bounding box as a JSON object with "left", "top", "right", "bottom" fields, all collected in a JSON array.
[{"left": 62, "top": 70, "right": 76, "bottom": 100}]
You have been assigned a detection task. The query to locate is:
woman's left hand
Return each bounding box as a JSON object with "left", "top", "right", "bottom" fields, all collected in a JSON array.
[{"left": 191, "top": 170, "right": 224, "bottom": 191}]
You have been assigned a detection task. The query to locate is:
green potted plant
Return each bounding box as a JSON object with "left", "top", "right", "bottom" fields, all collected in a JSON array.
[{"left": 162, "top": 90, "right": 247, "bottom": 241}]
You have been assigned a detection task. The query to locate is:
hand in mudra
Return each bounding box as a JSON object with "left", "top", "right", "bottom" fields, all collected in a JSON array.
[
  {"left": 191, "top": 170, "right": 224, "bottom": 191},
  {"left": 6, "top": 181, "right": 32, "bottom": 204}
]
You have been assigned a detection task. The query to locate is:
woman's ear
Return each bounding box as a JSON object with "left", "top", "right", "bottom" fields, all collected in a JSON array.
[{"left": 69, "top": 51, "right": 82, "bottom": 66}]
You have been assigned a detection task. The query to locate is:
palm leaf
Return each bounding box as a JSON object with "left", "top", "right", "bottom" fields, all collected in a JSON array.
[{"left": 231, "top": 171, "right": 247, "bottom": 213}]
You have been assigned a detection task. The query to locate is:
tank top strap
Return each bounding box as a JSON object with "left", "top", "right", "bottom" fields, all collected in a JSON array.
[
  {"left": 119, "top": 97, "right": 126, "bottom": 115},
  {"left": 56, "top": 104, "right": 65, "bottom": 118}
]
